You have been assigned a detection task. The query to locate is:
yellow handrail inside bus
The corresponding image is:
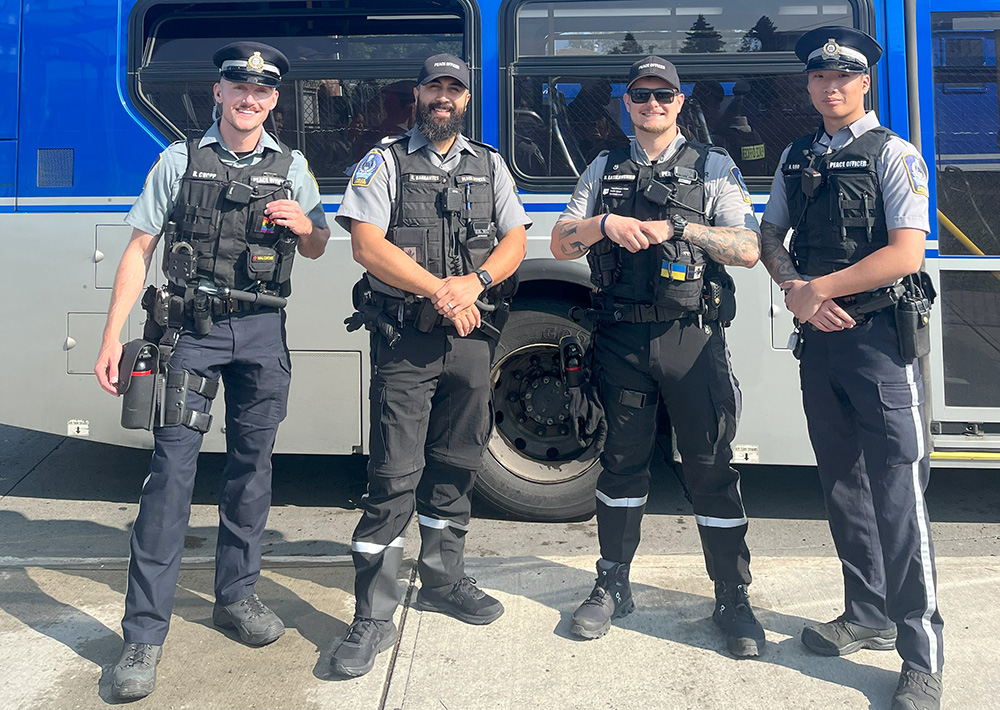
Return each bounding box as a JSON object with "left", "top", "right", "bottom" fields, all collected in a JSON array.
[
  {"left": 930, "top": 450, "right": 1000, "bottom": 461},
  {"left": 937, "top": 210, "right": 985, "bottom": 256}
]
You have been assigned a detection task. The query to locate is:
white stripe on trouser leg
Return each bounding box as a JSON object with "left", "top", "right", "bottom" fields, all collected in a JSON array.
[
  {"left": 596, "top": 491, "right": 648, "bottom": 508},
  {"left": 906, "top": 363, "right": 939, "bottom": 672},
  {"left": 352, "top": 536, "right": 406, "bottom": 555},
  {"left": 417, "top": 514, "right": 470, "bottom": 532},
  {"left": 694, "top": 514, "right": 748, "bottom": 528}
]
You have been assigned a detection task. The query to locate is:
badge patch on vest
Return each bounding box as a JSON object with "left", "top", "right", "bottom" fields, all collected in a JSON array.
[
  {"left": 260, "top": 216, "right": 277, "bottom": 234},
  {"left": 902, "top": 154, "right": 929, "bottom": 197},
  {"left": 351, "top": 150, "right": 385, "bottom": 188},
  {"left": 730, "top": 166, "right": 751, "bottom": 204}
]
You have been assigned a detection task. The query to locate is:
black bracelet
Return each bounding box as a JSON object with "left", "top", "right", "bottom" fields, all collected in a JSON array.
[{"left": 600, "top": 213, "right": 610, "bottom": 239}]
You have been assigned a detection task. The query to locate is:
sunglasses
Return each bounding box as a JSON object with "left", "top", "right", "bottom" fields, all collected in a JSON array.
[{"left": 627, "top": 88, "right": 678, "bottom": 104}]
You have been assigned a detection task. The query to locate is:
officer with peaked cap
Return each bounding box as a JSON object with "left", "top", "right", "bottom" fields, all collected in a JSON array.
[
  {"left": 550, "top": 56, "right": 766, "bottom": 657},
  {"left": 329, "top": 53, "right": 529, "bottom": 677},
  {"left": 759, "top": 26, "right": 944, "bottom": 710},
  {"left": 95, "top": 40, "right": 329, "bottom": 700}
]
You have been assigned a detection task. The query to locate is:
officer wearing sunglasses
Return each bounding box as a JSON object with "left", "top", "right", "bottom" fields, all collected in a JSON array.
[{"left": 550, "top": 56, "right": 765, "bottom": 657}]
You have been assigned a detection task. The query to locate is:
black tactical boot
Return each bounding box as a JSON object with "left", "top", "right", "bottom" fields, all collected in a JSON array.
[
  {"left": 111, "top": 642, "right": 162, "bottom": 700},
  {"left": 801, "top": 616, "right": 897, "bottom": 656},
  {"left": 415, "top": 576, "right": 504, "bottom": 625},
  {"left": 330, "top": 617, "right": 398, "bottom": 678},
  {"left": 570, "top": 560, "right": 634, "bottom": 640},
  {"left": 712, "top": 581, "right": 766, "bottom": 658},
  {"left": 213, "top": 593, "right": 285, "bottom": 646},
  {"left": 891, "top": 664, "right": 943, "bottom": 710}
]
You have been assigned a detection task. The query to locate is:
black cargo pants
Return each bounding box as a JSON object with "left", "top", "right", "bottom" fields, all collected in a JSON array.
[
  {"left": 352, "top": 324, "right": 494, "bottom": 620},
  {"left": 593, "top": 317, "right": 752, "bottom": 584}
]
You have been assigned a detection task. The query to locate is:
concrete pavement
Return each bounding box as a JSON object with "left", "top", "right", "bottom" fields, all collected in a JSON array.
[{"left": 1, "top": 552, "right": 995, "bottom": 710}]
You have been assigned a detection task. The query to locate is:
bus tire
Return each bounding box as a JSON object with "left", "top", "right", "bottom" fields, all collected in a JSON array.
[{"left": 475, "top": 299, "right": 601, "bottom": 522}]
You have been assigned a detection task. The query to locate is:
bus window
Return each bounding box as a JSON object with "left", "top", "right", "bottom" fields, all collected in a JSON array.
[
  {"left": 132, "top": 1, "right": 466, "bottom": 185},
  {"left": 504, "top": 0, "right": 865, "bottom": 187}
]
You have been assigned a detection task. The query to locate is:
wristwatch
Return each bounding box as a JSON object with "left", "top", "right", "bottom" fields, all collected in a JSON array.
[
  {"left": 473, "top": 268, "right": 493, "bottom": 289},
  {"left": 670, "top": 214, "right": 688, "bottom": 241}
]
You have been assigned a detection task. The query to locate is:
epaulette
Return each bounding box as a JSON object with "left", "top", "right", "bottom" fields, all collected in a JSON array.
[
  {"left": 377, "top": 134, "right": 406, "bottom": 149},
  {"left": 465, "top": 137, "right": 499, "bottom": 154}
]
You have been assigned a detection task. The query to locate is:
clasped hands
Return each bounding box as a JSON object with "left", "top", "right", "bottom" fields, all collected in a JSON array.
[
  {"left": 431, "top": 274, "right": 484, "bottom": 337},
  {"left": 780, "top": 280, "right": 856, "bottom": 332}
]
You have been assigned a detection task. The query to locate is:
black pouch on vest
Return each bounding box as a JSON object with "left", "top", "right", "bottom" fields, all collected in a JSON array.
[
  {"left": 463, "top": 220, "right": 496, "bottom": 270},
  {"left": 392, "top": 227, "right": 429, "bottom": 268},
  {"left": 247, "top": 244, "right": 277, "bottom": 282},
  {"left": 653, "top": 241, "right": 705, "bottom": 311},
  {"left": 415, "top": 298, "right": 439, "bottom": 333}
]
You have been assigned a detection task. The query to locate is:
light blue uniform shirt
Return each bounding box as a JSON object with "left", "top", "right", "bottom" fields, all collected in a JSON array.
[{"left": 126, "top": 121, "right": 327, "bottom": 236}]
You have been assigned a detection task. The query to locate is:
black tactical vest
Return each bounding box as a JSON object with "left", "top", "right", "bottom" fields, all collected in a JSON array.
[
  {"left": 166, "top": 137, "right": 296, "bottom": 296},
  {"left": 588, "top": 142, "right": 713, "bottom": 310},
  {"left": 782, "top": 126, "right": 893, "bottom": 276},
  {"left": 385, "top": 135, "right": 497, "bottom": 282}
]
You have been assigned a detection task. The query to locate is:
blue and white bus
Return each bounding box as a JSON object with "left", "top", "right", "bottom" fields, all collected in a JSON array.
[{"left": 2, "top": 0, "right": 998, "bottom": 521}]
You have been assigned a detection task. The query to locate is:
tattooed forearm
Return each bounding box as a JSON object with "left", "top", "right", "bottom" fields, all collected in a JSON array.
[
  {"left": 758, "top": 220, "right": 801, "bottom": 284},
  {"left": 555, "top": 220, "right": 590, "bottom": 258},
  {"left": 683, "top": 224, "right": 761, "bottom": 268}
]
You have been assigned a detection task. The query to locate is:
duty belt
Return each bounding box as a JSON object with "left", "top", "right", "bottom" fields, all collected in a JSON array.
[
  {"left": 210, "top": 297, "right": 277, "bottom": 317},
  {"left": 573, "top": 302, "right": 690, "bottom": 324},
  {"left": 804, "top": 283, "right": 904, "bottom": 330}
]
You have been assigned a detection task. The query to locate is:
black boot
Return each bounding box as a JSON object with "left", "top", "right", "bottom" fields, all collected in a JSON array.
[
  {"left": 713, "top": 581, "right": 766, "bottom": 658},
  {"left": 570, "top": 560, "right": 635, "bottom": 639},
  {"left": 891, "top": 664, "right": 942, "bottom": 710}
]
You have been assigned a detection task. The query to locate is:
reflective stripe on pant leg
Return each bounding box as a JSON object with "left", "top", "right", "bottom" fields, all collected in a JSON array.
[
  {"left": 352, "top": 470, "right": 420, "bottom": 620},
  {"left": 856, "top": 351, "right": 943, "bottom": 674},
  {"left": 415, "top": 461, "right": 475, "bottom": 588},
  {"left": 596, "top": 469, "right": 650, "bottom": 564}
]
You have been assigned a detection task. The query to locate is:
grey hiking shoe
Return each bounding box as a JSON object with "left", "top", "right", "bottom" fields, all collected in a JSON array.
[
  {"left": 713, "top": 581, "right": 766, "bottom": 658},
  {"left": 213, "top": 593, "right": 285, "bottom": 646},
  {"left": 111, "top": 642, "right": 162, "bottom": 700},
  {"left": 891, "top": 664, "right": 943, "bottom": 710},
  {"left": 801, "top": 616, "right": 897, "bottom": 656},
  {"left": 570, "top": 561, "right": 634, "bottom": 640},
  {"left": 330, "top": 617, "right": 398, "bottom": 678},
  {"left": 415, "top": 576, "right": 504, "bottom": 625}
]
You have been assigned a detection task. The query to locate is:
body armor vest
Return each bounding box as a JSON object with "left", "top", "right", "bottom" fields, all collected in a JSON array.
[
  {"left": 588, "top": 142, "right": 713, "bottom": 311},
  {"left": 386, "top": 136, "right": 497, "bottom": 284},
  {"left": 166, "top": 138, "right": 296, "bottom": 297},
  {"left": 782, "top": 127, "right": 893, "bottom": 276}
]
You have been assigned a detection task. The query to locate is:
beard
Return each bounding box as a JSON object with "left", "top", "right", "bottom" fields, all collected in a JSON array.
[{"left": 416, "top": 98, "right": 467, "bottom": 142}]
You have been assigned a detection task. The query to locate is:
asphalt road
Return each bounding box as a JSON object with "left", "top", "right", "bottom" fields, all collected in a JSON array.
[{"left": 2, "top": 423, "right": 998, "bottom": 563}]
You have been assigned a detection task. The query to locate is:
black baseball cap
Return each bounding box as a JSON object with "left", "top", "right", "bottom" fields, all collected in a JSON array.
[
  {"left": 213, "top": 41, "right": 289, "bottom": 88},
  {"left": 795, "top": 27, "right": 883, "bottom": 73},
  {"left": 417, "top": 54, "right": 471, "bottom": 89},
  {"left": 626, "top": 56, "right": 681, "bottom": 91}
]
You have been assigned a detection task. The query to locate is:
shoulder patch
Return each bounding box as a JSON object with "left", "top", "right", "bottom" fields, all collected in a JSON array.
[
  {"left": 351, "top": 150, "right": 385, "bottom": 188},
  {"left": 730, "top": 166, "right": 751, "bottom": 204},
  {"left": 901, "top": 153, "right": 929, "bottom": 197}
]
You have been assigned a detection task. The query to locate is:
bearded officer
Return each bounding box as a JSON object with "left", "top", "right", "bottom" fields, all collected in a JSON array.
[
  {"left": 550, "top": 56, "right": 765, "bottom": 657},
  {"left": 94, "top": 42, "right": 329, "bottom": 700},
  {"left": 758, "top": 27, "right": 944, "bottom": 710},
  {"left": 329, "top": 54, "right": 529, "bottom": 677}
]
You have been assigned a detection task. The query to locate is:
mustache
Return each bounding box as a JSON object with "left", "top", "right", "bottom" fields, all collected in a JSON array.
[{"left": 426, "top": 99, "right": 455, "bottom": 112}]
